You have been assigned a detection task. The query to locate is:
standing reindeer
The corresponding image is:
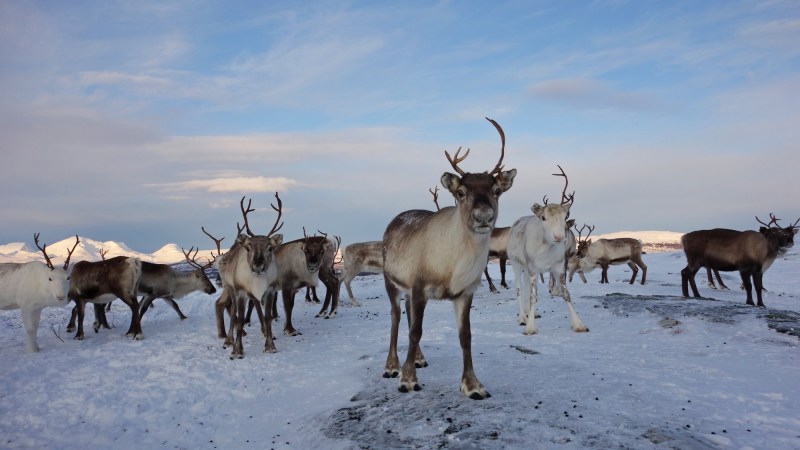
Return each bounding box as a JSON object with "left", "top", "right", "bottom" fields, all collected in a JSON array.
[
  {"left": 138, "top": 247, "right": 217, "bottom": 319},
  {"left": 382, "top": 117, "right": 516, "bottom": 399},
  {"left": 567, "top": 224, "right": 647, "bottom": 285},
  {"left": 0, "top": 234, "right": 78, "bottom": 352},
  {"left": 508, "top": 165, "right": 588, "bottom": 335},
  {"left": 681, "top": 214, "right": 798, "bottom": 307},
  {"left": 338, "top": 240, "right": 384, "bottom": 305},
  {"left": 216, "top": 194, "right": 284, "bottom": 358}
]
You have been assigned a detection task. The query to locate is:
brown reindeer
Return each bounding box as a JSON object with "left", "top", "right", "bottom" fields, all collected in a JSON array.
[
  {"left": 681, "top": 213, "right": 798, "bottom": 307},
  {"left": 137, "top": 247, "right": 217, "bottom": 319},
  {"left": 67, "top": 255, "right": 143, "bottom": 340},
  {"left": 339, "top": 240, "right": 384, "bottom": 304},
  {"left": 568, "top": 224, "right": 647, "bottom": 285},
  {"left": 382, "top": 117, "right": 516, "bottom": 399},
  {"left": 215, "top": 194, "right": 284, "bottom": 358}
]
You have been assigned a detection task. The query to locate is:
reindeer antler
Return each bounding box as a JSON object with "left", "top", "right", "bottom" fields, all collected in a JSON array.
[
  {"left": 183, "top": 246, "right": 213, "bottom": 270},
  {"left": 552, "top": 165, "right": 574, "bottom": 206},
  {"left": 267, "top": 192, "right": 284, "bottom": 238},
  {"left": 445, "top": 146, "right": 470, "bottom": 176},
  {"left": 237, "top": 196, "right": 256, "bottom": 237},
  {"left": 755, "top": 213, "right": 781, "bottom": 228},
  {"left": 33, "top": 233, "right": 55, "bottom": 270},
  {"left": 429, "top": 186, "right": 440, "bottom": 211},
  {"left": 574, "top": 223, "right": 595, "bottom": 242},
  {"left": 485, "top": 117, "right": 506, "bottom": 175},
  {"left": 99, "top": 248, "right": 108, "bottom": 261},
  {"left": 63, "top": 235, "right": 79, "bottom": 269},
  {"left": 201, "top": 226, "right": 225, "bottom": 257}
]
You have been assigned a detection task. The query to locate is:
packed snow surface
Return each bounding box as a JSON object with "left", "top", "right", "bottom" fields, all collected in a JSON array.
[{"left": 1, "top": 247, "right": 799, "bottom": 449}]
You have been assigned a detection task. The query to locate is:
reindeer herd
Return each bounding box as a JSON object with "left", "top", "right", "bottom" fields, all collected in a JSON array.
[{"left": 1, "top": 117, "right": 798, "bottom": 400}]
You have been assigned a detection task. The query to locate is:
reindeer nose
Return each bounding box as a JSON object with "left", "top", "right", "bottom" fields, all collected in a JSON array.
[{"left": 474, "top": 207, "right": 495, "bottom": 226}]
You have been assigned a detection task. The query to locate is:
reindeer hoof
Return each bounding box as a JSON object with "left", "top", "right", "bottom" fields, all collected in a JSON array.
[
  {"left": 398, "top": 383, "right": 421, "bottom": 393},
  {"left": 415, "top": 361, "right": 428, "bottom": 368},
  {"left": 468, "top": 391, "right": 491, "bottom": 400},
  {"left": 383, "top": 370, "right": 399, "bottom": 379},
  {"left": 73, "top": 335, "right": 84, "bottom": 341}
]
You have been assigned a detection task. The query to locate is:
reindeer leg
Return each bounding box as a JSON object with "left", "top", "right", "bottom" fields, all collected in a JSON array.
[
  {"left": 67, "top": 302, "right": 78, "bottom": 333},
  {"left": 741, "top": 271, "right": 755, "bottom": 306},
  {"left": 403, "top": 295, "right": 427, "bottom": 368},
  {"left": 262, "top": 291, "right": 277, "bottom": 353},
  {"left": 714, "top": 270, "right": 729, "bottom": 290},
  {"left": 484, "top": 266, "right": 498, "bottom": 293},
  {"left": 139, "top": 295, "right": 156, "bottom": 319},
  {"left": 524, "top": 272, "right": 539, "bottom": 335},
  {"left": 383, "top": 281, "right": 402, "bottom": 379},
  {"left": 512, "top": 263, "right": 529, "bottom": 326},
  {"left": 231, "top": 295, "right": 245, "bottom": 359},
  {"left": 21, "top": 308, "right": 42, "bottom": 353},
  {"left": 92, "top": 303, "right": 110, "bottom": 332},
  {"left": 753, "top": 271, "right": 765, "bottom": 307},
  {"left": 74, "top": 300, "right": 86, "bottom": 340},
  {"left": 215, "top": 289, "right": 229, "bottom": 339},
  {"left": 399, "top": 287, "right": 427, "bottom": 393},
  {"left": 162, "top": 297, "right": 187, "bottom": 320},
  {"left": 686, "top": 266, "right": 702, "bottom": 298},
  {"left": 559, "top": 279, "right": 588, "bottom": 332},
  {"left": 117, "top": 291, "right": 143, "bottom": 340},
  {"left": 627, "top": 262, "right": 638, "bottom": 285},
  {"left": 499, "top": 257, "right": 508, "bottom": 289},
  {"left": 455, "top": 294, "right": 489, "bottom": 399},
  {"left": 282, "top": 288, "right": 301, "bottom": 336},
  {"left": 706, "top": 267, "right": 717, "bottom": 289}
]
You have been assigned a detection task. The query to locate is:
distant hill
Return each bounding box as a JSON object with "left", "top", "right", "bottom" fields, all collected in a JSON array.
[{"left": 0, "top": 236, "right": 221, "bottom": 265}]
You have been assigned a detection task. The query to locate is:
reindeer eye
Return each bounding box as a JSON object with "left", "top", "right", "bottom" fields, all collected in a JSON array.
[
  {"left": 457, "top": 189, "right": 466, "bottom": 199},
  {"left": 494, "top": 188, "right": 502, "bottom": 196}
]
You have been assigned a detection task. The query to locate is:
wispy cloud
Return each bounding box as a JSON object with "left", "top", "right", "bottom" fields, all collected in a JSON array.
[
  {"left": 147, "top": 176, "right": 299, "bottom": 194},
  {"left": 526, "top": 78, "right": 670, "bottom": 113}
]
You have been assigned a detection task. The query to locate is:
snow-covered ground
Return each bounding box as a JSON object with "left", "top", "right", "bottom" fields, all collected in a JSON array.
[{"left": 1, "top": 247, "right": 799, "bottom": 449}]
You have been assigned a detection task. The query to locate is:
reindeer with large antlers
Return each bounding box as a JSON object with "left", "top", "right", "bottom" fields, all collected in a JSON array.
[
  {"left": 507, "top": 165, "right": 589, "bottom": 335},
  {"left": 214, "top": 194, "right": 284, "bottom": 358},
  {"left": 382, "top": 117, "right": 516, "bottom": 399},
  {"left": 0, "top": 234, "right": 78, "bottom": 351},
  {"left": 681, "top": 213, "right": 798, "bottom": 307}
]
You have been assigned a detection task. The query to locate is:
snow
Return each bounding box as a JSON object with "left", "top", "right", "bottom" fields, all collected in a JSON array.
[{"left": 1, "top": 242, "right": 799, "bottom": 449}]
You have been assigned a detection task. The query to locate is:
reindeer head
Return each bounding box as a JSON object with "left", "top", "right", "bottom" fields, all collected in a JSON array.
[
  {"left": 573, "top": 223, "right": 595, "bottom": 258},
  {"left": 756, "top": 214, "right": 799, "bottom": 253},
  {"left": 235, "top": 193, "right": 285, "bottom": 276},
  {"left": 531, "top": 165, "right": 575, "bottom": 243},
  {"left": 33, "top": 233, "right": 79, "bottom": 302},
  {"left": 440, "top": 118, "right": 517, "bottom": 234},
  {"left": 182, "top": 247, "right": 218, "bottom": 295},
  {"left": 301, "top": 228, "right": 328, "bottom": 272}
]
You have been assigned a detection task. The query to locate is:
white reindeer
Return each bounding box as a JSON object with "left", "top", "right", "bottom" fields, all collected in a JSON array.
[
  {"left": 507, "top": 166, "right": 588, "bottom": 335},
  {"left": 382, "top": 118, "right": 516, "bottom": 399},
  {"left": 0, "top": 234, "right": 78, "bottom": 352}
]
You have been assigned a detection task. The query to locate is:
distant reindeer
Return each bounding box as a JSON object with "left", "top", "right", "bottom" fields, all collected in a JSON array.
[
  {"left": 0, "top": 234, "right": 78, "bottom": 352},
  {"left": 215, "top": 194, "right": 284, "bottom": 358},
  {"left": 382, "top": 117, "right": 516, "bottom": 399},
  {"left": 138, "top": 247, "right": 217, "bottom": 319},
  {"left": 568, "top": 224, "right": 647, "bottom": 285},
  {"left": 339, "top": 240, "right": 384, "bottom": 304},
  {"left": 508, "top": 165, "right": 588, "bottom": 335},
  {"left": 681, "top": 213, "right": 798, "bottom": 307}
]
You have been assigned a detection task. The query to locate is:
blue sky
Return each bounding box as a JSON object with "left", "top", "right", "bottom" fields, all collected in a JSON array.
[{"left": 2, "top": 0, "right": 798, "bottom": 252}]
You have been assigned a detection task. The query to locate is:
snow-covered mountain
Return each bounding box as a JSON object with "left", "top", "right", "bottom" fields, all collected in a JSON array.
[
  {"left": 0, "top": 236, "right": 221, "bottom": 265},
  {"left": 591, "top": 230, "right": 684, "bottom": 253}
]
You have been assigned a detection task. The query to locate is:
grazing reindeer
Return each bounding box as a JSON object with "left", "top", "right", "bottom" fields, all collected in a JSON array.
[
  {"left": 67, "top": 255, "right": 143, "bottom": 340},
  {"left": 0, "top": 234, "right": 78, "bottom": 352},
  {"left": 339, "top": 240, "right": 384, "bottom": 305},
  {"left": 382, "top": 117, "right": 516, "bottom": 399},
  {"left": 568, "top": 225, "right": 647, "bottom": 285},
  {"left": 508, "top": 165, "right": 588, "bottom": 335},
  {"left": 681, "top": 213, "right": 798, "bottom": 307},
  {"left": 216, "top": 194, "right": 284, "bottom": 358},
  {"left": 138, "top": 247, "right": 217, "bottom": 319}
]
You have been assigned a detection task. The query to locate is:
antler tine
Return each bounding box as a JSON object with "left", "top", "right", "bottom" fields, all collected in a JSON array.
[
  {"left": 239, "top": 196, "right": 256, "bottom": 237},
  {"left": 201, "top": 226, "right": 225, "bottom": 257},
  {"left": 586, "top": 224, "right": 595, "bottom": 240},
  {"left": 542, "top": 195, "right": 549, "bottom": 206},
  {"left": 429, "top": 186, "right": 441, "bottom": 211},
  {"left": 33, "top": 233, "right": 55, "bottom": 270},
  {"left": 182, "top": 246, "right": 203, "bottom": 270},
  {"left": 267, "top": 192, "right": 284, "bottom": 237},
  {"left": 769, "top": 213, "right": 781, "bottom": 226},
  {"left": 444, "top": 146, "right": 469, "bottom": 176},
  {"left": 755, "top": 215, "right": 769, "bottom": 227},
  {"left": 485, "top": 117, "right": 506, "bottom": 175},
  {"left": 63, "top": 235, "right": 80, "bottom": 269},
  {"left": 552, "top": 165, "right": 572, "bottom": 205}
]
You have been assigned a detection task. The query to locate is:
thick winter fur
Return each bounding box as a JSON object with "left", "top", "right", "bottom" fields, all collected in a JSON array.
[
  {"left": 340, "top": 240, "right": 384, "bottom": 304},
  {"left": 138, "top": 262, "right": 217, "bottom": 319},
  {"left": 0, "top": 262, "right": 70, "bottom": 352},
  {"left": 507, "top": 203, "right": 588, "bottom": 335},
  {"left": 568, "top": 238, "right": 647, "bottom": 285},
  {"left": 216, "top": 233, "right": 283, "bottom": 358},
  {"left": 67, "top": 256, "right": 143, "bottom": 340},
  {"left": 680, "top": 225, "right": 797, "bottom": 306},
  {"left": 382, "top": 167, "right": 516, "bottom": 399}
]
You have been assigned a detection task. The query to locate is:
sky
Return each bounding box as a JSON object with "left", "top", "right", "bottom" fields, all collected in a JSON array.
[{"left": 2, "top": 0, "right": 799, "bottom": 253}]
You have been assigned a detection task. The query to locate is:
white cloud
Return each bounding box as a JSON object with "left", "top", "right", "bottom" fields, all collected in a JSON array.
[
  {"left": 148, "top": 176, "right": 299, "bottom": 194},
  {"left": 526, "top": 78, "right": 670, "bottom": 113}
]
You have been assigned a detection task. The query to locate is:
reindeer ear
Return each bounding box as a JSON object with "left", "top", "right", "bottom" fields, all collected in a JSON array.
[
  {"left": 494, "top": 168, "right": 516, "bottom": 193},
  {"left": 587, "top": 239, "right": 592, "bottom": 245},
  {"left": 531, "top": 203, "right": 544, "bottom": 217},
  {"left": 441, "top": 172, "right": 462, "bottom": 195},
  {"left": 566, "top": 219, "right": 576, "bottom": 228},
  {"left": 271, "top": 234, "right": 283, "bottom": 247},
  {"left": 235, "top": 234, "right": 248, "bottom": 244}
]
